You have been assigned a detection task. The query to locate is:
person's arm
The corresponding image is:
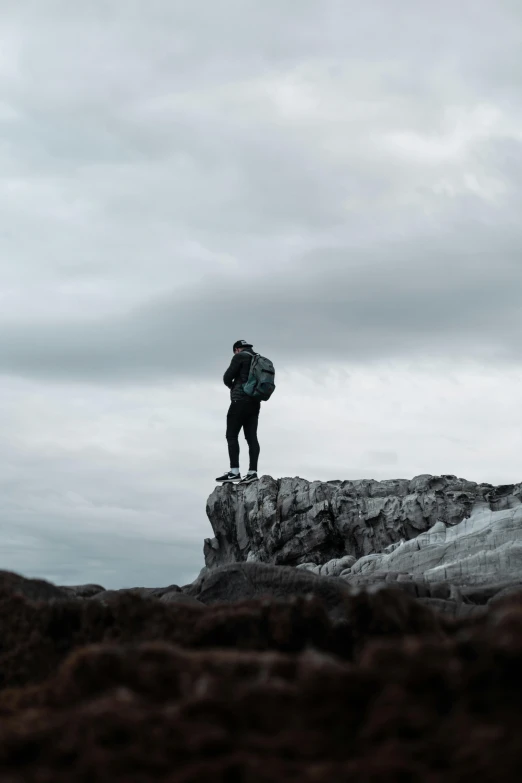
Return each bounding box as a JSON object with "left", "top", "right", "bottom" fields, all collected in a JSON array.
[{"left": 223, "top": 353, "right": 242, "bottom": 388}]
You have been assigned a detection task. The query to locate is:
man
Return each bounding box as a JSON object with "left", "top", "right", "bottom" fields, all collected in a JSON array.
[{"left": 216, "top": 339, "right": 261, "bottom": 484}]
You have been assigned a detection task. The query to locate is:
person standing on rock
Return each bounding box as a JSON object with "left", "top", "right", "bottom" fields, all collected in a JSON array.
[{"left": 216, "top": 339, "right": 276, "bottom": 485}]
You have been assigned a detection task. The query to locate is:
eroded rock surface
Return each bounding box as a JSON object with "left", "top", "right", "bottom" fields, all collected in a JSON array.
[
  {"left": 185, "top": 561, "right": 353, "bottom": 619},
  {"left": 204, "top": 475, "right": 522, "bottom": 606},
  {"left": 345, "top": 500, "right": 522, "bottom": 586},
  {"left": 205, "top": 474, "right": 516, "bottom": 567}
]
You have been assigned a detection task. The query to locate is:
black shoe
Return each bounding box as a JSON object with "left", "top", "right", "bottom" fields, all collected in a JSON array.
[
  {"left": 216, "top": 471, "right": 241, "bottom": 483},
  {"left": 239, "top": 472, "right": 258, "bottom": 485}
]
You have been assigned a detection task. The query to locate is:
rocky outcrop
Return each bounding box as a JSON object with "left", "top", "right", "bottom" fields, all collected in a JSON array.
[
  {"left": 204, "top": 475, "right": 522, "bottom": 607},
  {"left": 185, "top": 562, "right": 354, "bottom": 619},
  {"left": 345, "top": 500, "right": 522, "bottom": 585},
  {"left": 205, "top": 474, "right": 516, "bottom": 566}
]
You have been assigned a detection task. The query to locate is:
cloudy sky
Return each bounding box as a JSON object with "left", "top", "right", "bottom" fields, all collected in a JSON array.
[{"left": 1, "top": 0, "right": 521, "bottom": 589}]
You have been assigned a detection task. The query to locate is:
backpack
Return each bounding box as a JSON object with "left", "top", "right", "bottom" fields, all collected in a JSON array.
[{"left": 242, "top": 352, "right": 276, "bottom": 401}]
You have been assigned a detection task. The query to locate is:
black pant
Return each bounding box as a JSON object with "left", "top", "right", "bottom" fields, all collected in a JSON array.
[{"left": 226, "top": 399, "right": 261, "bottom": 472}]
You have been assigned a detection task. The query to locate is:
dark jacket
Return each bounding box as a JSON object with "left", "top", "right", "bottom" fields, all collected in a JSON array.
[{"left": 223, "top": 351, "right": 254, "bottom": 401}]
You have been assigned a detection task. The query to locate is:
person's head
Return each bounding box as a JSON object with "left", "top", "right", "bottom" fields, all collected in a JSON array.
[{"left": 233, "top": 339, "right": 253, "bottom": 354}]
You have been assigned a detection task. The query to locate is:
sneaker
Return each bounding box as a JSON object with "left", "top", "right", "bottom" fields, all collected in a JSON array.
[
  {"left": 216, "top": 471, "right": 241, "bottom": 483},
  {"left": 239, "top": 472, "right": 258, "bottom": 485}
]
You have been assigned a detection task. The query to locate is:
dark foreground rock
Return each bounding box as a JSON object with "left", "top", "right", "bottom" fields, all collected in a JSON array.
[
  {"left": 0, "top": 570, "right": 69, "bottom": 601},
  {"left": 185, "top": 562, "right": 354, "bottom": 619},
  {"left": 1, "top": 572, "right": 522, "bottom": 781},
  {"left": 0, "top": 572, "right": 190, "bottom": 605},
  {"left": 60, "top": 583, "right": 106, "bottom": 598},
  {"left": 87, "top": 584, "right": 184, "bottom": 603}
]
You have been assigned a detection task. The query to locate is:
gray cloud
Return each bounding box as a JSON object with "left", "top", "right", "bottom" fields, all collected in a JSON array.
[
  {"left": 0, "top": 0, "right": 521, "bottom": 585},
  {"left": 0, "top": 1, "right": 521, "bottom": 382},
  {"left": 0, "top": 518, "right": 202, "bottom": 589},
  {"left": 0, "top": 232, "right": 521, "bottom": 382}
]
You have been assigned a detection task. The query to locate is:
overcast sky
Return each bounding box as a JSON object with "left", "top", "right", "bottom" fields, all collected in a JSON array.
[{"left": 1, "top": 0, "right": 521, "bottom": 589}]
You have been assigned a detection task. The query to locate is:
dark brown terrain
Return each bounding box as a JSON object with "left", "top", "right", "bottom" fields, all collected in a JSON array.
[{"left": 1, "top": 565, "right": 522, "bottom": 782}]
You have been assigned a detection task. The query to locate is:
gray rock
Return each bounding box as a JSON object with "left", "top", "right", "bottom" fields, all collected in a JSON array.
[
  {"left": 88, "top": 585, "right": 182, "bottom": 604},
  {"left": 297, "top": 556, "right": 356, "bottom": 578},
  {"left": 186, "top": 561, "right": 353, "bottom": 619},
  {"left": 418, "top": 597, "right": 487, "bottom": 618},
  {"left": 59, "top": 584, "right": 106, "bottom": 599},
  {"left": 204, "top": 473, "right": 513, "bottom": 570},
  {"left": 88, "top": 590, "right": 131, "bottom": 604},
  {"left": 159, "top": 591, "right": 206, "bottom": 607},
  {"left": 201, "top": 475, "right": 522, "bottom": 610},
  {"left": 346, "top": 500, "right": 522, "bottom": 588},
  {"left": 144, "top": 584, "right": 182, "bottom": 598}
]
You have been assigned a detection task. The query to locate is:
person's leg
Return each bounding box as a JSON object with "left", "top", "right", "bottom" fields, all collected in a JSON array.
[
  {"left": 242, "top": 402, "right": 261, "bottom": 472},
  {"left": 226, "top": 402, "right": 243, "bottom": 469}
]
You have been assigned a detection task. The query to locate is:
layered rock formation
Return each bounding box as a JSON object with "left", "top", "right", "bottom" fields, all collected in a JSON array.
[{"left": 204, "top": 474, "right": 522, "bottom": 610}]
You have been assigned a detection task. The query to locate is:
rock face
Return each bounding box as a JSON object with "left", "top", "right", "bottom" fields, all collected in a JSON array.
[
  {"left": 347, "top": 500, "right": 522, "bottom": 586},
  {"left": 185, "top": 562, "right": 354, "bottom": 620},
  {"left": 204, "top": 475, "right": 522, "bottom": 594}
]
